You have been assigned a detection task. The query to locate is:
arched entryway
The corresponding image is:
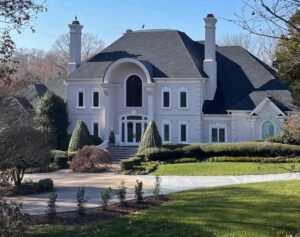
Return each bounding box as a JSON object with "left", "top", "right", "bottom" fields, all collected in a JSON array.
[
  {"left": 126, "top": 75, "right": 143, "bottom": 107},
  {"left": 120, "top": 115, "right": 148, "bottom": 146}
]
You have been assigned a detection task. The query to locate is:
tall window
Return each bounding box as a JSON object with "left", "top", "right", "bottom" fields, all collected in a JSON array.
[
  {"left": 179, "top": 122, "right": 188, "bottom": 143},
  {"left": 162, "top": 122, "right": 171, "bottom": 143},
  {"left": 261, "top": 121, "right": 275, "bottom": 140},
  {"left": 179, "top": 88, "right": 188, "bottom": 109},
  {"left": 78, "top": 91, "right": 84, "bottom": 108},
  {"left": 126, "top": 75, "right": 142, "bottom": 107},
  {"left": 162, "top": 88, "right": 170, "bottom": 108},
  {"left": 93, "top": 122, "right": 99, "bottom": 137},
  {"left": 92, "top": 91, "right": 100, "bottom": 108},
  {"left": 211, "top": 128, "right": 226, "bottom": 143}
]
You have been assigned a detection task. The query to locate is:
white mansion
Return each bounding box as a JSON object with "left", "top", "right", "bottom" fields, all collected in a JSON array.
[{"left": 62, "top": 14, "right": 297, "bottom": 146}]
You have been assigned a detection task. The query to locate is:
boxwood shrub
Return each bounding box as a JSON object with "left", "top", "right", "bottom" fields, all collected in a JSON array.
[
  {"left": 120, "top": 157, "right": 142, "bottom": 171},
  {"left": 140, "top": 142, "right": 300, "bottom": 161},
  {"left": 35, "top": 178, "right": 54, "bottom": 192}
]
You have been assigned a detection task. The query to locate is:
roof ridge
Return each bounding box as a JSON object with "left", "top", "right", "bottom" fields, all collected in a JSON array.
[{"left": 176, "top": 32, "right": 203, "bottom": 78}]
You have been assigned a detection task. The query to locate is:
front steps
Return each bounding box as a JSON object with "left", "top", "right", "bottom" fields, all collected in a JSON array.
[{"left": 107, "top": 146, "right": 138, "bottom": 163}]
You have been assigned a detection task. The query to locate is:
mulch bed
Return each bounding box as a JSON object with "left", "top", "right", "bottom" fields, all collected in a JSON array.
[{"left": 28, "top": 196, "right": 168, "bottom": 226}]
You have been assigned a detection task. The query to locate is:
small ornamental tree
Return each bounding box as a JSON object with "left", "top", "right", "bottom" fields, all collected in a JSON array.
[
  {"left": 100, "top": 187, "right": 112, "bottom": 211},
  {"left": 134, "top": 180, "right": 144, "bottom": 203},
  {"left": 68, "top": 120, "right": 92, "bottom": 153},
  {"left": 0, "top": 126, "right": 51, "bottom": 186},
  {"left": 76, "top": 187, "right": 88, "bottom": 216},
  {"left": 35, "top": 91, "right": 69, "bottom": 149},
  {"left": 116, "top": 180, "right": 127, "bottom": 207},
  {"left": 46, "top": 191, "right": 58, "bottom": 219},
  {"left": 109, "top": 129, "right": 115, "bottom": 145},
  {"left": 138, "top": 121, "right": 162, "bottom": 154}
]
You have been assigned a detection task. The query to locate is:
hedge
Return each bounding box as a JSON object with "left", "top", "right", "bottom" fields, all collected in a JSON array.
[
  {"left": 120, "top": 157, "right": 142, "bottom": 171},
  {"left": 207, "top": 156, "right": 300, "bottom": 163},
  {"left": 51, "top": 150, "right": 68, "bottom": 169},
  {"left": 140, "top": 142, "right": 300, "bottom": 161}
]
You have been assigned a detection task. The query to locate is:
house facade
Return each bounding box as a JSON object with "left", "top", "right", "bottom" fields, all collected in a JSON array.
[{"left": 64, "top": 14, "right": 297, "bottom": 146}]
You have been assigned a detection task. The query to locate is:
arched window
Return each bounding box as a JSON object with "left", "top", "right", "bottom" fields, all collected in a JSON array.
[
  {"left": 261, "top": 121, "right": 275, "bottom": 140},
  {"left": 126, "top": 75, "right": 142, "bottom": 107}
]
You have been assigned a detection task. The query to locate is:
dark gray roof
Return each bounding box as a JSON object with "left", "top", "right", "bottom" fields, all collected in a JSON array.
[
  {"left": 46, "top": 74, "right": 65, "bottom": 99},
  {"left": 66, "top": 30, "right": 207, "bottom": 80},
  {"left": 16, "top": 84, "right": 48, "bottom": 109},
  {"left": 62, "top": 29, "right": 295, "bottom": 113},
  {"left": 202, "top": 45, "right": 296, "bottom": 113}
]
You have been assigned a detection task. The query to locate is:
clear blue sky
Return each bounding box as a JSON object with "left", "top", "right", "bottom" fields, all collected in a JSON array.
[{"left": 13, "top": 0, "right": 245, "bottom": 50}]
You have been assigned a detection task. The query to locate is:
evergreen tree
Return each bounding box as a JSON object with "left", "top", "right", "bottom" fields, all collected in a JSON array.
[
  {"left": 138, "top": 121, "right": 162, "bottom": 153},
  {"left": 68, "top": 120, "right": 92, "bottom": 152},
  {"left": 273, "top": 10, "right": 300, "bottom": 106},
  {"left": 35, "top": 91, "right": 69, "bottom": 149}
]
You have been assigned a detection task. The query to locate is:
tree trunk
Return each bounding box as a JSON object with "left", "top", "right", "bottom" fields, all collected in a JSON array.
[{"left": 12, "top": 167, "right": 25, "bottom": 186}]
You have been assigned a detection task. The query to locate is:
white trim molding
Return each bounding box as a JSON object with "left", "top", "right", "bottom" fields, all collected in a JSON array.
[
  {"left": 178, "top": 87, "right": 188, "bottom": 109},
  {"left": 161, "top": 87, "right": 171, "bottom": 109},
  {"left": 178, "top": 121, "right": 189, "bottom": 144},
  {"left": 250, "top": 97, "right": 286, "bottom": 117},
  {"left": 162, "top": 120, "right": 172, "bottom": 143},
  {"left": 209, "top": 123, "right": 227, "bottom": 143}
]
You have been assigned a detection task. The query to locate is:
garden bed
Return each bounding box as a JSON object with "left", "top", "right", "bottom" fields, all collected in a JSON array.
[{"left": 27, "top": 196, "right": 168, "bottom": 226}]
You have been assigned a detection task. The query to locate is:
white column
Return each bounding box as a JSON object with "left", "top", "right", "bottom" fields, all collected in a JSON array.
[{"left": 146, "top": 84, "right": 155, "bottom": 121}]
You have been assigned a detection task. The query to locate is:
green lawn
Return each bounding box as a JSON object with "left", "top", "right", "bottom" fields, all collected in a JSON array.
[
  {"left": 26, "top": 181, "right": 300, "bottom": 237},
  {"left": 152, "top": 162, "right": 300, "bottom": 176}
]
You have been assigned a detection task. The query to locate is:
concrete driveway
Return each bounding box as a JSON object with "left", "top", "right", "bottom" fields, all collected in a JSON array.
[{"left": 7, "top": 170, "right": 300, "bottom": 215}]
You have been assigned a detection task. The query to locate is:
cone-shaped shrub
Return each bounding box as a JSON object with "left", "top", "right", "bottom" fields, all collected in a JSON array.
[
  {"left": 138, "top": 121, "right": 162, "bottom": 154},
  {"left": 68, "top": 120, "right": 92, "bottom": 152}
]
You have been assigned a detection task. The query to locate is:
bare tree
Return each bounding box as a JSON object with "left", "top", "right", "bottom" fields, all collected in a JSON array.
[
  {"left": 51, "top": 33, "right": 105, "bottom": 70},
  {"left": 229, "top": 0, "right": 300, "bottom": 42},
  {"left": 0, "top": 0, "right": 46, "bottom": 92},
  {"left": 219, "top": 33, "right": 277, "bottom": 65}
]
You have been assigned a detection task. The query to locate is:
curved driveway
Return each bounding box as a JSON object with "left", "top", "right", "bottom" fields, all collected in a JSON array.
[{"left": 8, "top": 170, "right": 300, "bottom": 215}]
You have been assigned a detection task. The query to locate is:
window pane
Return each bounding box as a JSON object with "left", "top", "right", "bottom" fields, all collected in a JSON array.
[
  {"left": 122, "top": 123, "right": 125, "bottom": 142},
  {"left": 212, "top": 128, "right": 218, "bottom": 142},
  {"left": 181, "top": 124, "right": 187, "bottom": 142},
  {"left": 126, "top": 75, "right": 142, "bottom": 107},
  {"left": 93, "top": 92, "right": 99, "bottom": 107},
  {"left": 262, "top": 121, "right": 275, "bottom": 139},
  {"left": 180, "top": 91, "right": 187, "bottom": 108},
  {"left": 127, "top": 116, "right": 142, "bottom": 120},
  {"left": 136, "top": 123, "right": 142, "bottom": 142},
  {"left": 163, "top": 91, "right": 170, "bottom": 108},
  {"left": 164, "top": 124, "right": 170, "bottom": 142},
  {"left": 219, "top": 128, "right": 225, "bottom": 142},
  {"left": 78, "top": 92, "right": 84, "bottom": 107},
  {"left": 127, "top": 122, "right": 133, "bottom": 142},
  {"left": 93, "top": 123, "right": 99, "bottom": 137}
]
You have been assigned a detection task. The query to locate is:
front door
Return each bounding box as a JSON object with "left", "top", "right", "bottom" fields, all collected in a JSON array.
[{"left": 121, "top": 115, "right": 148, "bottom": 146}]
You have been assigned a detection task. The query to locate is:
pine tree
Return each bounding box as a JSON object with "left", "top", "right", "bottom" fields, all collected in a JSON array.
[
  {"left": 138, "top": 121, "right": 162, "bottom": 153},
  {"left": 35, "top": 91, "right": 69, "bottom": 149},
  {"left": 68, "top": 120, "right": 92, "bottom": 152}
]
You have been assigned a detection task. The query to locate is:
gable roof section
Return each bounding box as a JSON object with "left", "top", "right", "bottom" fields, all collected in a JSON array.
[
  {"left": 66, "top": 30, "right": 207, "bottom": 80},
  {"left": 16, "top": 84, "right": 48, "bottom": 109},
  {"left": 202, "top": 45, "right": 296, "bottom": 113},
  {"left": 249, "top": 97, "right": 286, "bottom": 116}
]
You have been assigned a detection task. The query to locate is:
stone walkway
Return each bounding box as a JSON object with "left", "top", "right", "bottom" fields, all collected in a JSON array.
[{"left": 7, "top": 170, "right": 300, "bottom": 215}]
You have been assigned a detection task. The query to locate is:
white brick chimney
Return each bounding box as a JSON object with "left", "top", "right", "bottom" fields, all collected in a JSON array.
[
  {"left": 68, "top": 17, "right": 83, "bottom": 75},
  {"left": 203, "top": 14, "right": 217, "bottom": 100}
]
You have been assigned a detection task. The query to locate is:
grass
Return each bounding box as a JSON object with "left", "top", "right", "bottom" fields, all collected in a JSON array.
[
  {"left": 26, "top": 181, "right": 300, "bottom": 237},
  {"left": 152, "top": 162, "right": 300, "bottom": 176}
]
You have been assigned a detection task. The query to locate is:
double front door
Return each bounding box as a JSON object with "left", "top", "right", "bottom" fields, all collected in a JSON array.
[{"left": 121, "top": 115, "right": 148, "bottom": 146}]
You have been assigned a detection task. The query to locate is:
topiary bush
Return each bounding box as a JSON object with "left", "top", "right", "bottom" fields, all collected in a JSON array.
[
  {"left": 51, "top": 150, "right": 68, "bottom": 168},
  {"left": 120, "top": 157, "right": 142, "bottom": 171},
  {"left": 70, "top": 146, "right": 111, "bottom": 172},
  {"left": 109, "top": 130, "right": 115, "bottom": 145},
  {"left": 68, "top": 120, "right": 92, "bottom": 153},
  {"left": 35, "top": 178, "right": 54, "bottom": 192},
  {"left": 90, "top": 135, "right": 103, "bottom": 146},
  {"left": 138, "top": 121, "right": 162, "bottom": 154}
]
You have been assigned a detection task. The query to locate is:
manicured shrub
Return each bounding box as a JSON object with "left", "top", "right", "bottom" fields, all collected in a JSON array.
[
  {"left": 153, "top": 175, "right": 161, "bottom": 198},
  {"left": 134, "top": 180, "right": 144, "bottom": 203},
  {"left": 90, "top": 135, "right": 103, "bottom": 146},
  {"left": 50, "top": 150, "right": 68, "bottom": 162},
  {"left": 76, "top": 187, "right": 88, "bottom": 216},
  {"left": 68, "top": 120, "right": 92, "bottom": 153},
  {"left": 53, "top": 156, "right": 68, "bottom": 169},
  {"left": 0, "top": 196, "right": 29, "bottom": 237},
  {"left": 100, "top": 187, "right": 112, "bottom": 211},
  {"left": 138, "top": 121, "right": 162, "bottom": 154},
  {"left": 116, "top": 181, "right": 127, "bottom": 207},
  {"left": 46, "top": 191, "right": 57, "bottom": 218},
  {"left": 120, "top": 157, "right": 142, "bottom": 171},
  {"left": 35, "top": 91, "right": 69, "bottom": 150},
  {"left": 174, "top": 157, "right": 198, "bottom": 163},
  {"left": 207, "top": 156, "right": 300, "bottom": 163},
  {"left": 141, "top": 142, "right": 300, "bottom": 161},
  {"left": 71, "top": 146, "right": 111, "bottom": 172},
  {"left": 35, "top": 178, "right": 54, "bottom": 192}
]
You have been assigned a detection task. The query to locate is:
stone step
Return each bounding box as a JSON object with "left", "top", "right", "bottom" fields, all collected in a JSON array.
[{"left": 107, "top": 146, "right": 138, "bottom": 162}]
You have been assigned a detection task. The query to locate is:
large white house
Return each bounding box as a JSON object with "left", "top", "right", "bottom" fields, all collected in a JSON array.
[{"left": 64, "top": 14, "right": 297, "bottom": 146}]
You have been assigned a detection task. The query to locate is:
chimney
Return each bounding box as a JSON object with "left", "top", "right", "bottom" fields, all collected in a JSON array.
[
  {"left": 203, "top": 14, "right": 217, "bottom": 100},
  {"left": 68, "top": 16, "right": 83, "bottom": 75}
]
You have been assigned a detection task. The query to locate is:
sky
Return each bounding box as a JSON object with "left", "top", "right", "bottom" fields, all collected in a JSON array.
[{"left": 12, "top": 0, "right": 246, "bottom": 51}]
